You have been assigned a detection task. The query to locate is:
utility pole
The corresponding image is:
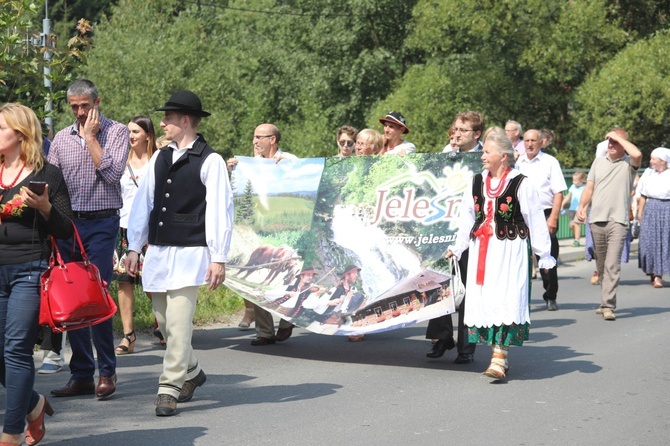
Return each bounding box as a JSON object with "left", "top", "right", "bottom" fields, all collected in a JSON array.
[{"left": 42, "top": 0, "right": 53, "bottom": 134}]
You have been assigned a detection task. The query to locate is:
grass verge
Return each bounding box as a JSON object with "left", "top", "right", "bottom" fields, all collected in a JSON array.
[{"left": 108, "top": 283, "right": 244, "bottom": 335}]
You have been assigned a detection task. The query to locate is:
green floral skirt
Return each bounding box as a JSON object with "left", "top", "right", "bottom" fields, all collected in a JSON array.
[{"left": 468, "top": 323, "right": 530, "bottom": 347}]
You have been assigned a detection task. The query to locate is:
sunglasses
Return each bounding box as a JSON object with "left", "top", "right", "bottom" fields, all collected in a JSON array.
[{"left": 338, "top": 140, "right": 355, "bottom": 148}]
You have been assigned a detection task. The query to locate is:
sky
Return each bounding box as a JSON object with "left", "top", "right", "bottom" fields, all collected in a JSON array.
[{"left": 232, "top": 156, "right": 325, "bottom": 196}]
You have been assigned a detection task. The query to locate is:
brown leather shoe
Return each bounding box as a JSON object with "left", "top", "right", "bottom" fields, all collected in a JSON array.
[
  {"left": 50, "top": 379, "right": 95, "bottom": 397},
  {"left": 251, "top": 337, "right": 276, "bottom": 346},
  {"left": 155, "top": 394, "right": 178, "bottom": 417},
  {"left": 275, "top": 325, "right": 294, "bottom": 342},
  {"left": 178, "top": 369, "right": 207, "bottom": 403},
  {"left": 96, "top": 374, "right": 117, "bottom": 399}
]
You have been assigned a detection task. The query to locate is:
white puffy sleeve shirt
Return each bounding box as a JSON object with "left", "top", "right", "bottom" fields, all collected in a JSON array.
[
  {"left": 448, "top": 170, "right": 556, "bottom": 270},
  {"left": 127, "top": 142, "right": 234, "bottom": 292}
]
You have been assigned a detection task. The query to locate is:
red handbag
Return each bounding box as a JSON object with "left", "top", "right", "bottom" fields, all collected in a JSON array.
[{"left": 39, "top": 223, "right": 117, "bottom": 332}]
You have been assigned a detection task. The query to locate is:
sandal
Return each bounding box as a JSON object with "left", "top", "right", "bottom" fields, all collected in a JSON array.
[
  {"left": 153, "top": 327, "right": 166, "bottom": 346},
  {"left": 590, "top": 271, "right": 600, "bottom": 285},
  {"left": 238, "top": 308, "right": 255, "bottom": 330},
  {"left": 153, "top": 320, "right": 166, "bottom": 346},
  {"left": 653, "top": 277, "right": 663, "bottom": 288},
  {"left": 25, "top": 394, "right": 54, "bottom": 446},
  {"left": 484, "top": 346, "right": 509, "bottom": 381},
  {"left": 115, "top": 331, "right": 136, "bottom": 355}
]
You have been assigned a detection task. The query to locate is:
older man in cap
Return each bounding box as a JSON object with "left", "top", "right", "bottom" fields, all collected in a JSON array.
[
  {"left": 379, "top": 111, "right": 416, "bottom": 156},
  {"left": 125, "top": 90, "right": 234, "bottom": 416},
  {"left": 48, "top": 78, "right": 129, "bottom": 400}
]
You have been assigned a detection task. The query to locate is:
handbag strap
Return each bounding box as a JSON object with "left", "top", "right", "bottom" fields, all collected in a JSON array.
[
  {"left": 127, "top": 162, "right": 139, "bottom": 188},
  {"left": 70, "top": 222, "right": 90, "bottom": 264},
  {"left": 451, "top": 256, "right": 461, "bottom": 281},
  {"left": 49, "top": 221, "right": 90, "bottom": 267}
]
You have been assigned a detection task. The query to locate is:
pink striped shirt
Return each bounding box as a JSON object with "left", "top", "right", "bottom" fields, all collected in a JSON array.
[{"left": 47, "top": 114, "right": 129, "bottom": 211}]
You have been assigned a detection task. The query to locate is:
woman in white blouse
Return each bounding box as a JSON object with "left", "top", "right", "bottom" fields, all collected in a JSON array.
[
  {"left": 636, "top": 147, "right": 670, "bottom": 288},
  {"left": 113, "top": 116, "right": 157, "bottom": 354},
  {"left": 445, "top": 127, "right": 555, "bottom": 380}
]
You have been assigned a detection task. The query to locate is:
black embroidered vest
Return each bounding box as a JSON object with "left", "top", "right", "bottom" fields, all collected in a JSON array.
[
  {"left": 470, "top": 173, "right": 529, "bottom": 241},
  {"left": 148, "top": 136, "right": 215, "bottom": 246}
]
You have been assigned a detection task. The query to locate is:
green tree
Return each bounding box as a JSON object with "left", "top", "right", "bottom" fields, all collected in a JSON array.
[
  {"left": 76, "top": 0, "right": 260, "bottom": 158},
  {"left": 369, "top": 0, "right": 630, "bottom": 166},
  {"left": 49, "top": 0, "right": 116, "bottom": 50},
  {"left": 236, "top": 180, "right": 256, "bottom": 224},
  {"left": 1, "top": 0, "right": 89, "bottom": 120},
  {"left": 573, "top": 29, "right": 670, "bottom": 161},
  {"left": 76, "top": 0, "right": 417, "bottom": 157}
]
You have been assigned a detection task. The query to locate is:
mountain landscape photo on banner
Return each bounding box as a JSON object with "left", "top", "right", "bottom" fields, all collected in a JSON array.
[{"left": 226, "top": 153, "right": 483, "bottom": 336}]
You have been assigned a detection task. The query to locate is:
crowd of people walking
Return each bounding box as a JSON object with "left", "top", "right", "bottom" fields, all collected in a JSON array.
[{"left": 0, "top": 76, "right": 667, "bottom": 443}]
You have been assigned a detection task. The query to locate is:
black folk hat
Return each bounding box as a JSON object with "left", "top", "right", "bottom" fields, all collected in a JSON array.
[
  {"left": 156, "top": 90, "right": 211, "bottom": 117},
  {"left": 379, "top": 111, "right": 409, "bottom": 134},
  {"left": 297, "top": 266, "right": 317, "bottom": 276},
  {"left": 340, "top": 264, "right": 361, "bottom": 278}
]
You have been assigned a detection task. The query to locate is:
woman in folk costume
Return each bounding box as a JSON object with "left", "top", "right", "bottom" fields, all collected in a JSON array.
[
  {"left": 636, "top": 147, "right": 670, "bottom": 288},
  {"left": 446, "top": 127, "right": 555, "bottom": 380}
]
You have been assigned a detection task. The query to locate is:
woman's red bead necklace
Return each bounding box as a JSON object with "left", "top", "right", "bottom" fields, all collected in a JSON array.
[
  {"left": 485, "top": 167, "right": 510, "bottom": 198},
  {"left": 0, "top": 162, "right": 26, "bottom": 190}
]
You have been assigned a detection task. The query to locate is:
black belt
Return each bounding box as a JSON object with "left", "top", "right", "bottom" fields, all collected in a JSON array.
[{"left": 73, "top": 209, "right": 120, "bottom": 220}]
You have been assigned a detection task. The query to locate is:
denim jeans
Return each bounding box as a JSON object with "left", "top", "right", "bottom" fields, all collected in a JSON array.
[{"left": 0, "top": 259, "right": 45, "bottom": 434}]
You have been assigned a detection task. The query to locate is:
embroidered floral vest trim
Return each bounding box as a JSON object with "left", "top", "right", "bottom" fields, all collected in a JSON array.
[{"left": 470, "top": 173, "right": 529, "bottom": 241}]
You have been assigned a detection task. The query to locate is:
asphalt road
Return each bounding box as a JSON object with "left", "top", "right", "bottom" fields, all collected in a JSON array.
[{"left": 15, "top": 250, "right": 670, "bottom": 446}]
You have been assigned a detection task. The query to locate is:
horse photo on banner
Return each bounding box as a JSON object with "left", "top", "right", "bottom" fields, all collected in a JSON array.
[{"left": 226, "top": 153, "right": 483, "bottom": 336}]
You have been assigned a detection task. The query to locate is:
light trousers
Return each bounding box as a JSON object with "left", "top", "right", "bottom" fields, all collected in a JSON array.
[
  {"left": 254, "top": 305, "right": 293, "bottom": 339},
  {"left": 152, "top": 286, "right": 201, "bottom": 399},
  {"left": 590, "top": 221, "right": 628, "bottom": 310}
]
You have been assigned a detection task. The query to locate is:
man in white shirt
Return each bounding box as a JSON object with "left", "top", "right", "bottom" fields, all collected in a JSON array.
[
  {"left": 379, "top": 111, "right": 417, "bottom": 155},
  {"left": 125, "top": 90, "right": 234, "bottom": 416},
  {"left": 516, "top": 129, "right": 567, "bottom": 310},
  {"left": 228, "top": 124, "right": 298, "bottom": 346}
]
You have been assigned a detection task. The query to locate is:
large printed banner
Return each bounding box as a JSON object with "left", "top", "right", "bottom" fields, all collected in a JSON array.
[{"left": 226, "top": 153, "right": 483, "bottom": 336}]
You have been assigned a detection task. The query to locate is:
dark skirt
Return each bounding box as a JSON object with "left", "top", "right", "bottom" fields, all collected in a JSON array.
[
  {"left": 638, "top": 198, "right": 670, "bottom": 276},
  {"left": 112, "top": 228, "right": 145, "bottom": 285}
]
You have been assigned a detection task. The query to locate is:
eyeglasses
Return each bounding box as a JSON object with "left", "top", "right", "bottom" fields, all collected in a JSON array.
[
  {"left": 253, "top": 135, "right": 273, "bottom": 140},
  {"left": 355, "top": 141, "right": 371, "bottom": 147},
  {"left": 453, "top": 128, "right": 475, "bottom": 135},
  {"left": 338, "top": 140, "right": 355, "bottom": 148}
]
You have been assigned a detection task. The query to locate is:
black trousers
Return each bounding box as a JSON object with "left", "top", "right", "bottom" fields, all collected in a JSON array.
[
  {"left": 537, "top": 208, "right": 559, "bottom": 301},
  {"left": 425, "top": 249, "right": 476, "bottom": 355}
]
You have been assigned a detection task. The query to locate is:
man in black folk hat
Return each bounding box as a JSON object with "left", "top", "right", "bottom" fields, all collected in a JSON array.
[
  {"left": 379, "top": 111, "right": 416, "bottom": 156},
  {"left": 125, "top": 90, "right": 234, "bottom": 416}
]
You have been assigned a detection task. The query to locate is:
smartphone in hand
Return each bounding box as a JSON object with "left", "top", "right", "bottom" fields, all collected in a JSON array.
[{"left": 28, "top": 181, "right": 47, "bottom": 195}]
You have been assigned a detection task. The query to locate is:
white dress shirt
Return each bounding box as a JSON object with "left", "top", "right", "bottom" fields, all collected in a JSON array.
[{"left": 516, "top": 151, "right": 567, "bottom": 210}]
